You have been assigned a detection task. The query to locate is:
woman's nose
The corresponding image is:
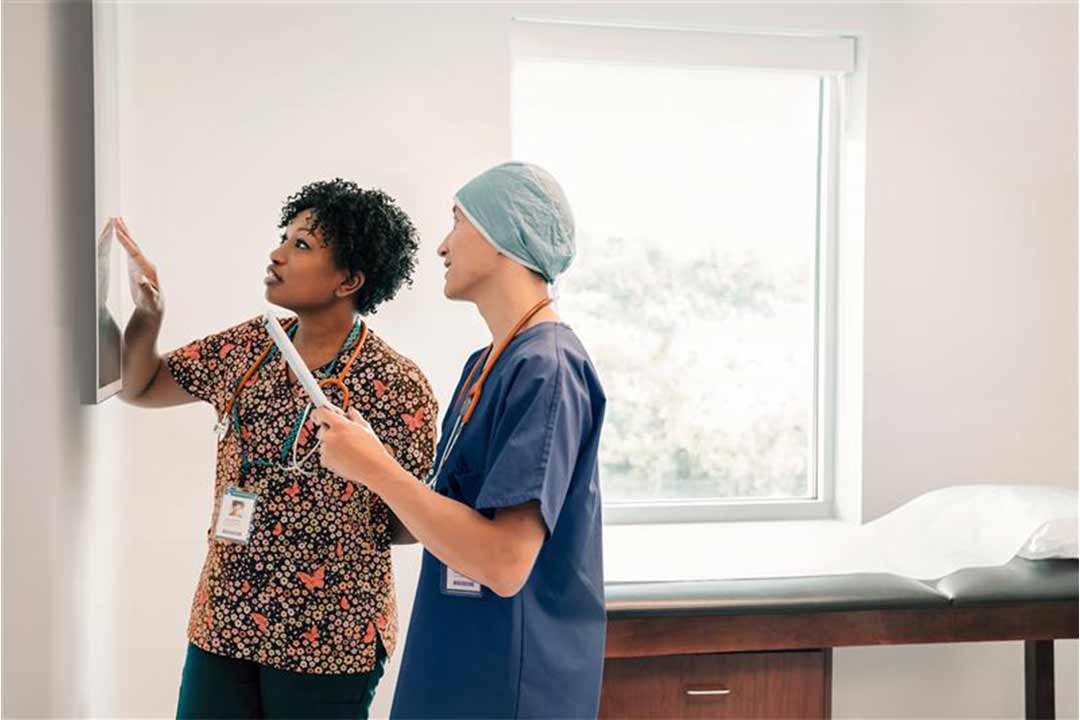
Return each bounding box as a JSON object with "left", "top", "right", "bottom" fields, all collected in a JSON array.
[{"left": 270, "top": 244, "right": 286, "bottom": 263}]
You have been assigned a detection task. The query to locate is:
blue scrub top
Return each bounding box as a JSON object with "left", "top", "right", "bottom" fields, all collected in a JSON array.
[{"left": 390, "top": 322, "right": 607, "bottom": 720}]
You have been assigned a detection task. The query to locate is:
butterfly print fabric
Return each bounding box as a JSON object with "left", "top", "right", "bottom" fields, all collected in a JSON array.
[{"left": 167, "top": 316, "right": 438, "bottom": 674}]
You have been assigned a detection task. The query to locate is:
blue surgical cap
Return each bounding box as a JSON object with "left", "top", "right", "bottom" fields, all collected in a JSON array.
[{"left": 454, "top": 162, "right": 575, "bottom": 283}]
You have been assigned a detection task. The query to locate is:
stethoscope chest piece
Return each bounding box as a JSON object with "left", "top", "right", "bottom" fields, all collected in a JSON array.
[{"left": 214, "top": 417, "right": 230, "bottom": 441}]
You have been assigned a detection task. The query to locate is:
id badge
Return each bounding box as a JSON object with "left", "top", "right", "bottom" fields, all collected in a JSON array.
[
  {"left": 214, "top": 487, "right": 257, "bottom": 544},
  {"left": 441, "top": 563, "right": 484, "bottom": 598}
]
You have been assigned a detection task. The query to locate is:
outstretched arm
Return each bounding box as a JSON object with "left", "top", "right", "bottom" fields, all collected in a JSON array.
[{"left": 114, "top": 217, "right": 197, "bottom": 408}]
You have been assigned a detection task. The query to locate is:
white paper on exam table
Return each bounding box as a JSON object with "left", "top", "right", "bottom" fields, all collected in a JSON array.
[{"left": 602, "top": 484, "right": 1078, "bottom": 583}]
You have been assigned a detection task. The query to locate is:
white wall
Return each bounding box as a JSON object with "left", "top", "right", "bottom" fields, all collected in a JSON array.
[
  {"left": 3, "top": 2, "right": 1076, "bottom": 718},
  {"left": 2, "top": 1, "right": 126, "bottom": 716},
  {"left": 860, "top": 2, "right": 1078, "bottom": 522}
]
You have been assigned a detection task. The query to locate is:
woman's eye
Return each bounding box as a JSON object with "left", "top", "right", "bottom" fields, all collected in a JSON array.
[{"left": 279, "top": 236, "right": 309, "bottom": 249}]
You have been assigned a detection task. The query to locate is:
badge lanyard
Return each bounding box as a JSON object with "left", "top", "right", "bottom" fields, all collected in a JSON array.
[
  {"left": 215, "top": 317, "right": 367, "bottom": 476},
  {"left": 426, "top": 297, "right": 553, "bottom": 488}
]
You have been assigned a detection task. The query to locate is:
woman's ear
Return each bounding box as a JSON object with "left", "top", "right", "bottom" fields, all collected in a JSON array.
[{"left": 337, "top": 271, "right": 365, "bottom": 299}]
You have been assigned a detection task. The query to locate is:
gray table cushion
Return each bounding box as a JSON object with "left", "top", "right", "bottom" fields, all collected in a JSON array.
[
  {"left": 605, "top": 557, "right": 1078, "bottom": 618},
  {"left": 933, "top": 556, "right": 1078, "bottom": 605},
  {"left": 606, "top": 572, "right": 946, "bottom": 618}
]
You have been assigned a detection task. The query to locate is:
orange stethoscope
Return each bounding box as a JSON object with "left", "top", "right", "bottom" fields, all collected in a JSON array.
[
  {"left": 214, "top": 317, "right": 368, "bottom": 449},
  {"left": 426, "top": 297, "right": 554, "bottom": 487}
]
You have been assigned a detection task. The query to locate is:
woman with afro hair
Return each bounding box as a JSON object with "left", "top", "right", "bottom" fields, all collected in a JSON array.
[{"left": 118, "top": 178, "right": 439, "bottom": 719}]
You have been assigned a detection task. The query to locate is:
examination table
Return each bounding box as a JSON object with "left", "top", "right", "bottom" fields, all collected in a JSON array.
[{"left": 599, "top": 555, "right": 1078, "bottom": 719}]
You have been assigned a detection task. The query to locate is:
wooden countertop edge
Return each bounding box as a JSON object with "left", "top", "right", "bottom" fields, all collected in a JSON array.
[{"left": 604, "top": 600, "right": 1079, "bottom": 659}]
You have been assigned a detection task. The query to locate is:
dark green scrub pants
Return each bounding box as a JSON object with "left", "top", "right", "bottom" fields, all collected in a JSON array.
[{"left": 176, "top": 637, "right": 387, "bottom": 719}]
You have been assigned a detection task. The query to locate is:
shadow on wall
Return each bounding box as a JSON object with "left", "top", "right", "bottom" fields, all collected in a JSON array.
[{"left": 2, "top": 0, "right": 100, "bottom": 716}]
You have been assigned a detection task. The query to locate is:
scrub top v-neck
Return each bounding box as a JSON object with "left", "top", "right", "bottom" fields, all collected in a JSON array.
[{"left": 391, "top": 321, "right": 608, "bottom": 719}]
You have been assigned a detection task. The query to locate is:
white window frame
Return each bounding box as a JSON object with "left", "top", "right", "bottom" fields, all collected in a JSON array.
[{"left": 510, "top": 18, "right": 865, "bottom": 525}]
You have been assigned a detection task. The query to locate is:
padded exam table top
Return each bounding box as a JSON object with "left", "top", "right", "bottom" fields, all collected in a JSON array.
[{"left": 605, "top": 556, "right": 1079, "bottom": 618}]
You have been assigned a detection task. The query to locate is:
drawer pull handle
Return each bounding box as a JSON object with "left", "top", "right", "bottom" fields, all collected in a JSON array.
[{"left": 685, "top": 689, "right": 732, "bottom": 697}]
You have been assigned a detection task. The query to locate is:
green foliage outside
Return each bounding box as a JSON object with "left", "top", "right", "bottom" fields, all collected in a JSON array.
[{"left": 560, "top": 233, "right": 815, "bottom": 503}]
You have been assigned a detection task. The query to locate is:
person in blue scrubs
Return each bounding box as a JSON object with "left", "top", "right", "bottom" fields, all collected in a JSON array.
[{"left": 312, "top": 162, "right": 607, "bottom": 718}]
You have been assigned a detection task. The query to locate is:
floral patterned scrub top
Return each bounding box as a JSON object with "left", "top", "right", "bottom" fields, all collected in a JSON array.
[{"left": 166, "top": 315, "right": 438, "bottom": 675}]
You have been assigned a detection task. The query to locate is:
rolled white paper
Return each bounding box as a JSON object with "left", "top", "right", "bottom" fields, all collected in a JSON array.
[{"left": 262, "top": 312, "right": 331, "bottom": 408}]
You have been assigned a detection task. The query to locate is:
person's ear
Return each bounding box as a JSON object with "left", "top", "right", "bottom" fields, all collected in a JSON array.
[{"left": 337, "top": 271, "right": 365, "bottom": 299}]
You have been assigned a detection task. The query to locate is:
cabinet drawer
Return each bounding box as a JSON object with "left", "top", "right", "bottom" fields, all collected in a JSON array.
[{"left": 599, "top": 649, "right": 830, "bottom": 719}]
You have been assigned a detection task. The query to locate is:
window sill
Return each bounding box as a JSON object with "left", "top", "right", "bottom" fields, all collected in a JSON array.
[{"left": 603, "top": 517, "right": 863, "bottom": 583}]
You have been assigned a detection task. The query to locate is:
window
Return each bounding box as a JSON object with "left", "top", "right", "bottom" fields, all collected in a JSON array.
[{"left": 511, "top": 19, "right": 857, "bottom": 523}]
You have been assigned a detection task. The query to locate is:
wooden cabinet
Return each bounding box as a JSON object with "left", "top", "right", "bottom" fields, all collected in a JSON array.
[{"left": 599, "top": 649, "right": 832, "bottom": 719}]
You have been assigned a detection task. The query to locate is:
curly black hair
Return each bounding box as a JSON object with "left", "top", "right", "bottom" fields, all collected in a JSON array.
[{"left": 278, "top": 178, "right": 420, "bottom": 315}]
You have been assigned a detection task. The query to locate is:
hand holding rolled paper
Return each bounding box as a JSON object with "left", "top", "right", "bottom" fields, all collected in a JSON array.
[{"left": 312, "top": 405, "right": 396, "bottom": 487}]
